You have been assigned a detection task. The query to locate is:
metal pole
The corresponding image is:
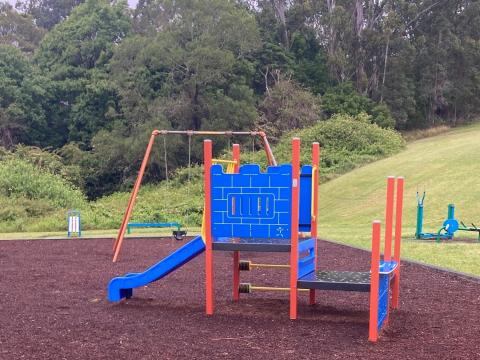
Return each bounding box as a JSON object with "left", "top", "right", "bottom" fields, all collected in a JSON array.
[
  {"left": 384, "top": 176, "right": 395, "bottom": 261},
  {"left": 112, "top": 130, "right": 158, "bottom": 262},
  {"left": 448, "top": 204, "right": 455, "bottom": 220},
  {"left": 392, "top": 177, "right": 404, "bottom": 310},
  {"left": 416, "top": 202, "right": 424, "bottom": 239},
  {"left": 204, "top": 139, "right": 214, "bottom": 316},
  {"left": 289, "top": 138, "right": 300, "bottom": 320}
]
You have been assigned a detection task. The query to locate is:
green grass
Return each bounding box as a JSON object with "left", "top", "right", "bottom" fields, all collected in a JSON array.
[{"left": 319, "top": 122, "right": 480, "bottom": 275}]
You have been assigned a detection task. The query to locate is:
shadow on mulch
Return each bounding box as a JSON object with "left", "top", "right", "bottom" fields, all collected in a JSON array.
[{"left": 0, "top": 238, "right": 479, "bottom": 359}]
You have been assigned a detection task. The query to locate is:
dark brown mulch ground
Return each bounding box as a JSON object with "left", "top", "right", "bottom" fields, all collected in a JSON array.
[{"left": 0, "top": 238, "right": 479, "bottom": 360}]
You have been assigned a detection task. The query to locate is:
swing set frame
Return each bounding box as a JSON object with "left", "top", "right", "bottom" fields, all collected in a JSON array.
[{"left": 112, "top": 129, "right": 276, "bottom": 262}]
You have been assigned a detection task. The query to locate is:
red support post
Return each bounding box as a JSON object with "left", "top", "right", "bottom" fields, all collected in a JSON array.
[
  {"left": 309, "top": 142, "right": 320, "bottom": 305},
  {"left": 112, "top": 130, "right": 159, "bottom": 262},
  {"left": 384, "top": 176, "right": 395, "bottom": 261},
  {"left": 392, "top": 177, "right": 404, "bottom": 309},
  {"left": 289, "top": 138, "right": 301, "bottom": 319},
  {"left": 232, "top": 144, "right": 241, "bottom": 302},
  {"left": 204, "top": 140, "right": 214, "bottom": 315},
  {"left": 369, "top": 220, "right": 381, "bottom": 342}
]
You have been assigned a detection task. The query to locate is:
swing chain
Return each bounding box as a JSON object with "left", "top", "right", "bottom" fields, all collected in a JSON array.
[{"left": 163, "top": 135, "right": 169, "bottom": 184}]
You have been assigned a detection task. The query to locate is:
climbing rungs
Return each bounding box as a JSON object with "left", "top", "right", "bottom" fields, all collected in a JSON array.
[
  {"left": 239, "top": 283, "right": 309, "bottom": 293},
  {"left": 239, "top": 260, "right": 290, "bottom": 271}
]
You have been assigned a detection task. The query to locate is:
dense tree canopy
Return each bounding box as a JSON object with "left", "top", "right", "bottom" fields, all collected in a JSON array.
[{"left": 0, "top": 0, "right": 479, "bottom": 198}]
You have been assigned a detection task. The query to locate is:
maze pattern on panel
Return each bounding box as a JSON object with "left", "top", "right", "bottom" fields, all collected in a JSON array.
[{"left": 210, "top": 164, "right": 293, "bottom": 239}]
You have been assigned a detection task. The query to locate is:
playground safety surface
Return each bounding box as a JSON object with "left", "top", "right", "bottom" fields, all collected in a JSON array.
[{"left": 0, "top": 237, "right": 479, "bottom": 359}]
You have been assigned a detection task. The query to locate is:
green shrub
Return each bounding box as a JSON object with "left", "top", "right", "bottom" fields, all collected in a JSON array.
[
  {"left": 322, "top": 82, "right": 395, "bottom": 128},
  {"left": 0, "top": 158, "right": 86, "bottom": 208},
  {"left": 250, "top": 113, "right": 405, "bottom": 180}
]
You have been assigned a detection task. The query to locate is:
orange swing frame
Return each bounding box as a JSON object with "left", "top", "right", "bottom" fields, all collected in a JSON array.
[{"left": 112, "top": 130, "right": 276, "bottom": 262}]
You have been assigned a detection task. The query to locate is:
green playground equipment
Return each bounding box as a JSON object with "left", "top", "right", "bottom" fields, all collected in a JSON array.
[
  {"left": 127, "top": 222, "right": 187, "bottom": 240},
  {"left": 415, "top": 191, "right": 480, "bottom": 242}
]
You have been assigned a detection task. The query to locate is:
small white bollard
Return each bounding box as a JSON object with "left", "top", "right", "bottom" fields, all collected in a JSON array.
[{"left": 67, "top": 210, "right": 81, "bottom": 237}]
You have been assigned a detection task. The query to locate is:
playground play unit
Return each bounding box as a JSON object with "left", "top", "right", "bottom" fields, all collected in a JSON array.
[
  {"left": 108, "top": 136, "right": 405, "bottom": 342},
  {"left": 416, "top": 191, "right": 480, "bottom": 242}
]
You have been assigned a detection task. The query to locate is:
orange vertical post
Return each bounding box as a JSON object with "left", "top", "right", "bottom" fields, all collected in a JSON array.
[
  {"left": 289, "top": 138, "right": 301, "bottom": 320},
  {"left": 392, "top": 177, "right": 404, "bottom": 309},
  {"left": 384, "top": 176, "right": 395, "bottom": 261},
  {"left": 113, "top": 130, "right": 158, "bottom": 262},
  {"left": 369, "top": 220, "right": 381, "bottom": 342},
  {"left": 309, "top": 142, "right": 320, "bottom": 305},
  {"left": 204, "top": 140, "right": 214, "bottom": 315},
  {"left": 232, "top": 144, "right": 241, "bottom": 302}
]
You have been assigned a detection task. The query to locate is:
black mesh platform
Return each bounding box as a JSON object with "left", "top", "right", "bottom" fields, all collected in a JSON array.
[
  {"left": 297, "top": 271, "right": 371, "bottom": 292},
  {"left": 212, "top": 237, "right": 294, "bottom": 252}
]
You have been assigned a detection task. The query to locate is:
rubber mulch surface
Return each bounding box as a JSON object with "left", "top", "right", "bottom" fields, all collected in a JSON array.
[{"left": 0, "top": 238, "right": 479, "bottom": 359}]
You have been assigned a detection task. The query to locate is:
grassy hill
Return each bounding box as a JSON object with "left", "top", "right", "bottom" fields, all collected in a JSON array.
[{"left": 319, "top": 123, "right": 480, "bottom": 275}]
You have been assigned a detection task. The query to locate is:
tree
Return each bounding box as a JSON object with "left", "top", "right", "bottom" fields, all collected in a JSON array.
[
  {"left": 15, "top": 0, "right": 85, "bottom": 30},
  {"left": 0, "top": 45, "right": 53, "bottom": 147},
  {"left": 34, "top": 0, "right": 131, "bottom": 146},
  {"left": 0, "top": 2, "right": 45, "bottom": 53},
  {"left": 111, "top": 0, "right": 261, "bottom": 131},
  {"left": 256, "top": 78, "right": 321, "bottom": 142},
  {"left": 35, "top": 0, "right": 131, "bottom": 71}
]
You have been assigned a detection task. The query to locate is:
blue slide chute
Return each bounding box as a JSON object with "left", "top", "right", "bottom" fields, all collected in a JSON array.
[{"left": 107, "top": 236, "right": 205, "bottom": 301}]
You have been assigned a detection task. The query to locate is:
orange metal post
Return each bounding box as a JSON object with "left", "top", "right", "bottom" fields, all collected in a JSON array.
[
  {"left": 232, "top": 144, "right": 241, "bottom": 302},
  {"left": 369, "top": 220, "right": 381, "bottom": 342},
  {"left": 112, "top": 130, "right": 159, "bottom": 262},
  {"left": 259, "top": 131, "right": 277, "bottom": 166},
  {"left": 289, "top": 138, "right": 301, "bottom": 319},
  {"left": 309, "top": 142, "right": 320, "bottom": 306},
  {"left": 384, "top": 176, "right": 395, "bottom": 261},
  {"left": 203, "top": 140, "right": 214, "bottom": 315},
  {"left": 204, "top": 140, "right": 214, "bottom": 315},
  {"left": 392, "top": 177, "right": 404, "bottom": 309}
]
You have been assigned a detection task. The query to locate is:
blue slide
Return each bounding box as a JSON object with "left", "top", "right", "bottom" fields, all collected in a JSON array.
[{"left": 107, "top": 235, "right": 205, "bottom": 302}]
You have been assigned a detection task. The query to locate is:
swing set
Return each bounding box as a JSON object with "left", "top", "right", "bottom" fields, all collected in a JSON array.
[{"left": 112, "top": 129, "right": 276, "bottom": 262}]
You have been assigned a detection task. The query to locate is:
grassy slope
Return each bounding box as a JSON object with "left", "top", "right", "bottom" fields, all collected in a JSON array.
[{"left": 319, "top": 123, "right": 480, "bottom": 275}]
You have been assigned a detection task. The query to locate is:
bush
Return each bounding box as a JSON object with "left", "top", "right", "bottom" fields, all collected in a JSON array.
[
  {"left": 0, "top": 158, "right": 86, "bottom": 209},
  {"left": 250, "top": 113, "right": 405, "bottom": 180},
  {"left": 322, "top": 82, "right": 395, "bottom": 128}
]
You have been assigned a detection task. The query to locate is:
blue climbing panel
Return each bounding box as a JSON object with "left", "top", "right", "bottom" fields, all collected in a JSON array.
[
  {"left": 377, "top": 274, "right": 389, "bottom": 330},
  {"left": 297, "top": 237, "right": 316, "bottom": 278},
  {"left": 299, "top": 165, "right": 313, "bottom": 232},
  {"left": 211, "top": 164, "right": 293, "bottom": 239},
  {"left": 377, "top": 260, "right": 397, "bottom": 330}
]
